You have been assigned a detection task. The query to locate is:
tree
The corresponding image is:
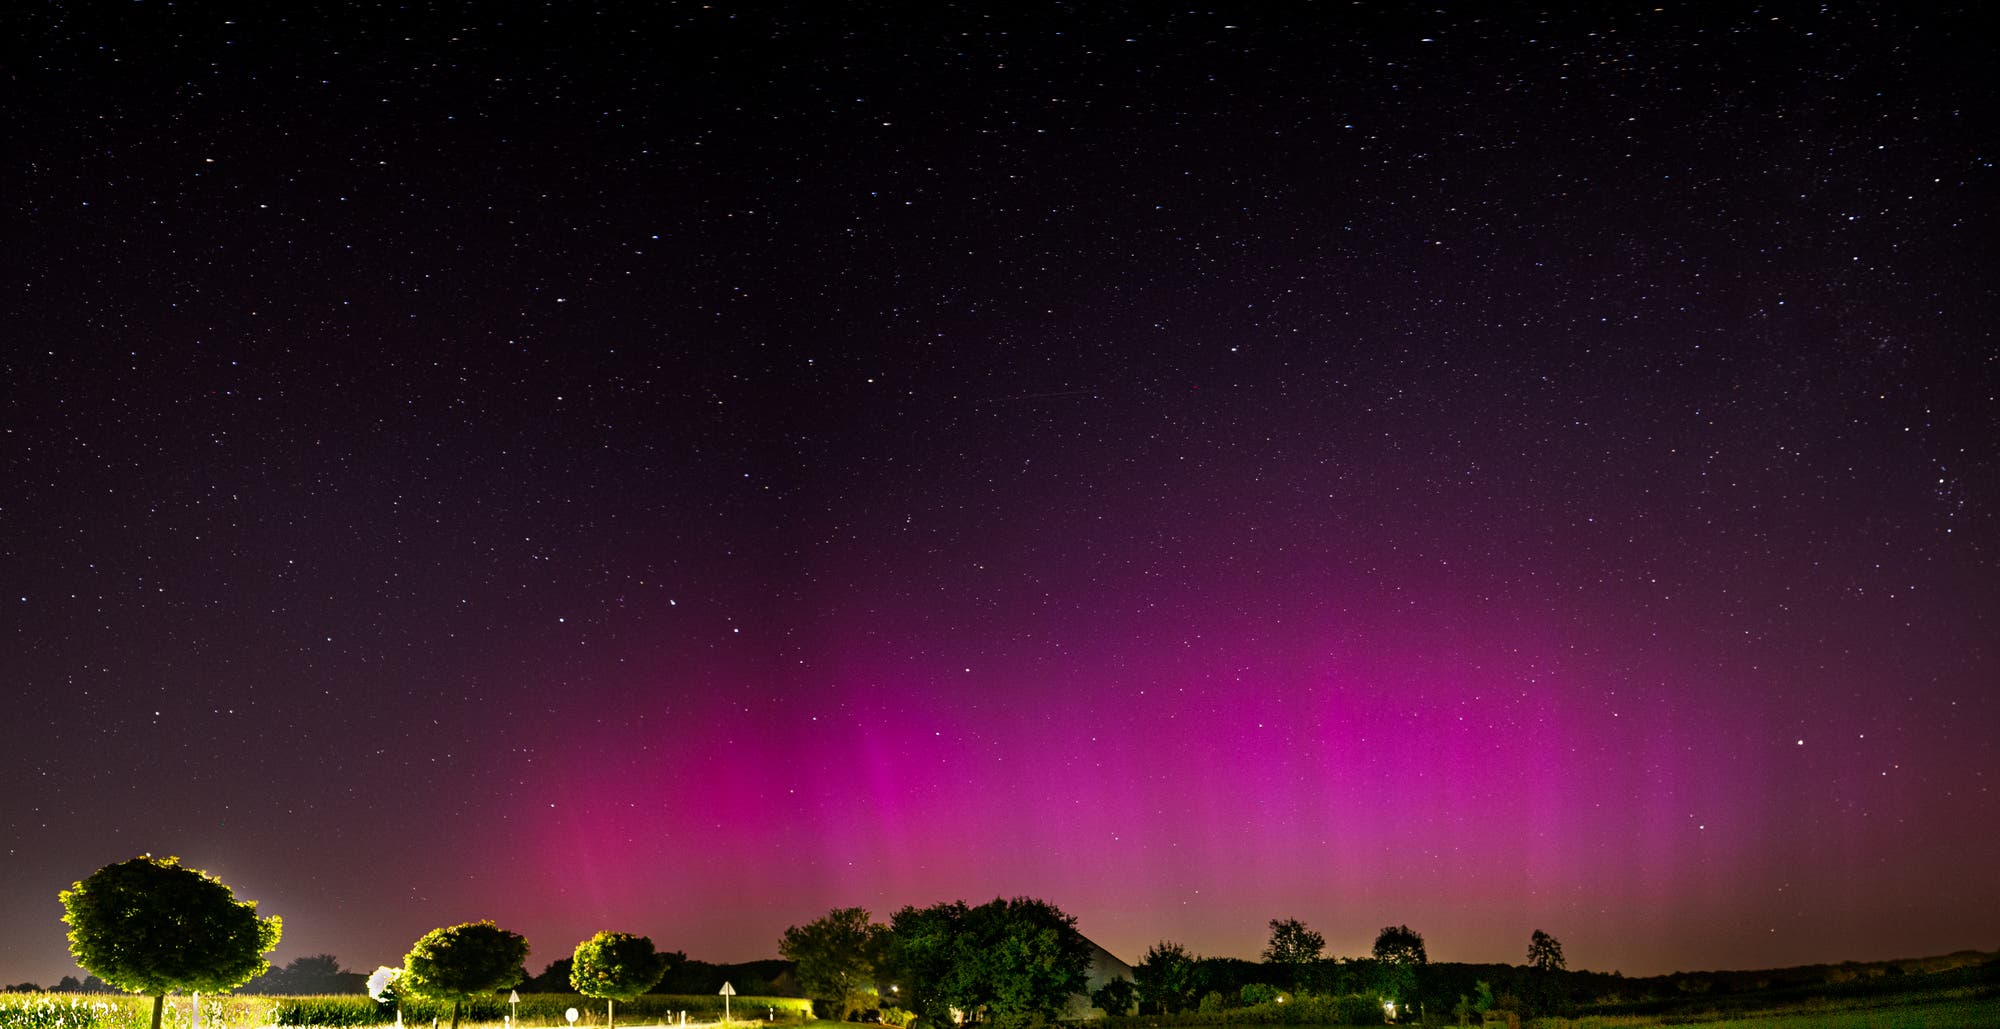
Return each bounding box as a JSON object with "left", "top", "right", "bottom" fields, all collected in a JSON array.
[
  {"left": 883, "top": 901, "right": 969, "bottom": 1028},
  {"left": 1260, "top": 919, "right": 1324, "bottom": 988},
  {"left": 400, "top": 921, "right": 530, "bottom": 1029},
  {"left": 60, "top": 855, "right": 283, "bottom": 1029},
  {"left": 1451, "top": 980, "right": 1493, "bottom": 1026},
  {"left": 526, "top": 958, "right": 574, "bottom": 993},
  {"left": 249, "top": 954, "right": 360, "bottom": 994},
  {"left": 1132, "top": 941, "right": 1197, "bottom": 1014},
  {"left": 1527, "top": 930, "right": 1566, "bottom": 972},
  {"left": 883, "top": 898, "right": 1093, "bottom": 1028},
  {"left": 951, "top": 898, "right": 1093, "bottom": 1028},
  {"left": 571, "top": 932, "right": 669, "bottom": 1029},
  {"left": 1238, "top": 983, "right": 1281, "bottom": 1006},
  {"left": 1090, "top": 977, "right": 1136, "bottom": 1016},
  {"left": 1372, "top": 925, "right": 1427, "bottom": 966},
  {"left": 780, "top": 907, "right": 885, "bottom": 1018}
]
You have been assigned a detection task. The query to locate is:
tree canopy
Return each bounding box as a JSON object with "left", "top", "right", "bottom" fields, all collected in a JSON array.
[
  {"left": 571, "top": 932, "right": 670, "bottom": 1028},
  {"left": 60, "top": 855, "right": 283, "bottom": 1029},
  {"left": 885, "top": 897, "right": 1093, "bottom": 1029},
  {"left": 779, "top": 907, "right": 885, "bottom": 1017},
  {"left": 1372, "top": 925, "right": 1428, "bottom": 965},
  {"left": 400, "top": 921, "right": 530, "bottom": 1029},
  {"left": 1527, "top": 929, "right": 1566, "bottom": 972},
  {"left": 1132, "top": 941, "right": 1198, "bottom": 1014},
  {"left": 1260, "top": 918, "right": 1324, "bottom": 985},
  {"left": 1090, "top": 977, "right": 1137, "bottom": 1016}
]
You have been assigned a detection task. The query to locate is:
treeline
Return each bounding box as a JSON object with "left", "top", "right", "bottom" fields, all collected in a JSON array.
[
  {"left": 13, "top": 952, "right": 803, "bottom": 999},
  {"left": 1106, "top": 922, "right": 1572, "bottom": 1024},
  {"left": 521, "top": 956, "right": 800, "bottom": 997}
]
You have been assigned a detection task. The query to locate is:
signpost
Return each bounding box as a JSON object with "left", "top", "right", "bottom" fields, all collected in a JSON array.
[
  {"left": 719, "top": 982, "right": 736, "bottom": 1024},
  {"left": 509, "top": 990, "right": 520, "bottom": 1029}
]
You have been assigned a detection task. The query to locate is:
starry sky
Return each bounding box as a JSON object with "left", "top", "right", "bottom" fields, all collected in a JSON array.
[{"left": 4, "top": 1, "right": 1996, "bottom": 988}]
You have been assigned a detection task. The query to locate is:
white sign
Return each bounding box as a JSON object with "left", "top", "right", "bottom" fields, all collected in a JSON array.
[
  {"left": 510, "top": 992, "right": 520, "bottom": 1004},
  {"left": 718, "top": 983, "right": 736, "bottom": 997},
  {"left": 566, "top": 1008, "right": 579, "bottom": 1026}
]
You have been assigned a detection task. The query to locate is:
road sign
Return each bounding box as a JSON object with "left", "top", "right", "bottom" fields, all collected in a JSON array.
[
  {"left": 719, "top": 982, "right": 735, "bottom": 1022},
  {"left": 719, "top": 983, "right": 736, "bottom": 996}
]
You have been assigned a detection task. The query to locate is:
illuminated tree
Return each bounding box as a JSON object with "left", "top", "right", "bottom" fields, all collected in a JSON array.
[
  {"left": 400, "top": 921, "right": 529, "bottom": 1029},
  {"left": 780, "top": 907, "right": 885, "bottom": 1018},
  {"left": 59, "top": 855, "right": 283, "bottom": 1029},
  {"left": 571, "top": 932, "right": 670, "bottom": 1029},
  {"left": 1527, "top": 930, "right": 1565, "bottom": 972}
]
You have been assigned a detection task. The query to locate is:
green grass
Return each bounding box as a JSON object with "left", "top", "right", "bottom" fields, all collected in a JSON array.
[{"left": 0, "top": 994, "right": 812, "bottom": 1029}]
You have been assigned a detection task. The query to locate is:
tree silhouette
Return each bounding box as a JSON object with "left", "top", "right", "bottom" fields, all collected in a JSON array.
[
  {"left": 1372, "top": 925, "right": 1427, "bottom": 965},
  {"left": 1527, "top": 930, "right": 1566, "bottom": 972},
  {"left": 1260, "top": 919, "right": 1324, "bottom": 988}
]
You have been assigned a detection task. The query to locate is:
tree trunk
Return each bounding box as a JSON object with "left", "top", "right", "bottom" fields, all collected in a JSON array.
[
  {"left": 450, "top": 1001, "right": 462, "bottom": 1029},
  {"left": 150, "top": 995, "right": 165, "bottom": 1029}
]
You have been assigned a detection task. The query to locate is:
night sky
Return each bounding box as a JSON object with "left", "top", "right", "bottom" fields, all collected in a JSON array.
[{"left": 5, "top": 2, "right": 1996, "bottom": 987}]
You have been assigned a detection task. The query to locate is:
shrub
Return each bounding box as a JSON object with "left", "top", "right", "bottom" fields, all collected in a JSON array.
[
  {"left": 1239, "top": 984, "right": 1280, "bottom": 1006},
  {"left": 1331, "top": 994, "right": 1384, "bottom": 1024}
]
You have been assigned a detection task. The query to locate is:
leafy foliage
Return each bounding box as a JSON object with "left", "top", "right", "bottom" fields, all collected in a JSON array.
[
  {"left": 1090, "top": 977, "right": 1136, "bottom": 1016},
  {"left": 59, "top": 855, "right": 283, "bottom": 1029},
  {"left": 399, "top": 922, "right": 529, "bottom": 1029},
  {"left": 570, "top": 933, "right": 670, "bottom": 1003},
  {"left": 884, "top": 897, "right": 1092, "bottom": 1029},
  {"left": 882, "top": 901, "right": 967, "bottom": 1027},
  {"left": 1237, "top": 983, "right": 1281, "bottom": 1006},
  {"left": 1132, "top": 941, "right": 1198, "bottom": 1014},
  {"left": 778, "top": 908, "right": 884, "bottom": 1015}
]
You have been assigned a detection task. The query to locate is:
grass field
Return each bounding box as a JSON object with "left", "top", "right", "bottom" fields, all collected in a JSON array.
[{"left": 0, "top": 994, "right": 812, "bottom": 1029}]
